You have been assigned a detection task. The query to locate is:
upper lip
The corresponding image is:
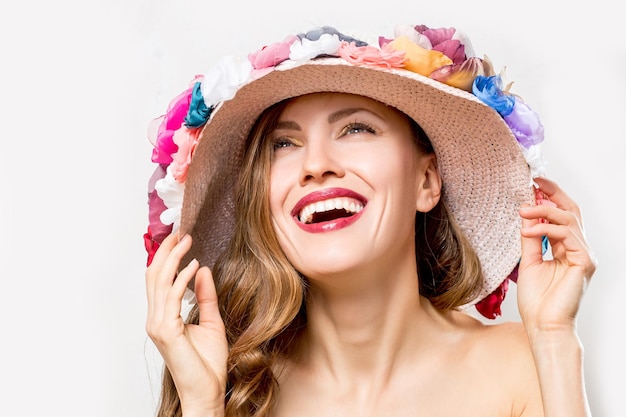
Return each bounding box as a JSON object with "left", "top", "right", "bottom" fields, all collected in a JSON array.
[{"left": 291, "top": 188, "right": 368, "bottom": 220}]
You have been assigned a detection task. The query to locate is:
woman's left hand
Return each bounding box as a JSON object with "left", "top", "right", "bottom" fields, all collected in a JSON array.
[{"left": 516, "top": 177, "right": 597, "bottom": 333}]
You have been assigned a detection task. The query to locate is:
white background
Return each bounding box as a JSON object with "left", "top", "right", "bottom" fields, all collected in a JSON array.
[{"left": 1, "top": 1, "right": 624, "bottom": 416}]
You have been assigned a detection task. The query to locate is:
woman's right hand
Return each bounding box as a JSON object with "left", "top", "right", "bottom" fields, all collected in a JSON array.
[{"left": 146, "top": 232, "right": 228, "bottom": 416}]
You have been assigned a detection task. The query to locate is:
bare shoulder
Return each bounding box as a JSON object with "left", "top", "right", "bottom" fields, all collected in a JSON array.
[
  {"left": 452, "top": 313, "right": 543, "bottom": 415},
  {"left": 472, "top": 318, "right": 531, "bottom": 353},
  {"left": 457, "top": 314, "right": 535, "bottom": 375}
]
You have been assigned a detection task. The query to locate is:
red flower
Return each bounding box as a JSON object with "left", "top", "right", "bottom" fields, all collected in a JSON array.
[
  {"left": 475, "top": 275, "right": 512, "bottom": 319},
  {"left": 143, "top": 226, "right": 161, "bottom": 267}
]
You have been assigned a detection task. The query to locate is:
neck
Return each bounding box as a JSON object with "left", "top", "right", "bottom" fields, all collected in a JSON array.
[{"left": 297, "top": 258, "right": 445, "bottom": 388}]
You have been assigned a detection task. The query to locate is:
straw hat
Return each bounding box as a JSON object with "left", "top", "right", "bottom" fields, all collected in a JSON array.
[{"left": 145, "top": 24, "right": 546, "bottom": 315}]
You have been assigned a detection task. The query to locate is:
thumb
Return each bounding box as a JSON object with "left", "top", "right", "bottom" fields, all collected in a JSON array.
[{"left": 194, "top": 266, "right": 223, "bottom": 328}]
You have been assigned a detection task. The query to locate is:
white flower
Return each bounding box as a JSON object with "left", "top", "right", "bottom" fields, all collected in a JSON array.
[
  {"left": 394, "top": 25, "right": 433, "bottom": 50},
  {"left": 155, "top": 166, "right": 185, "bottom": 230},
  {"left": 522, "top": 144, "right": 548, "bottom": 181},
  {"left": 288, "top": 33, "right": 342, "bottom": 63},
  {"left": 201, "top": 55, "right": 253, "bottom": 107},
  {"left": 181, "top": 287, "right": 197, "bottom": 320}
]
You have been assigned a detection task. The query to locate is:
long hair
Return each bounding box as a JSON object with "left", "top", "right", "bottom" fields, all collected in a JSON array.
[{"left": 154, "top": 97, "right": 483, "bottom": 417}]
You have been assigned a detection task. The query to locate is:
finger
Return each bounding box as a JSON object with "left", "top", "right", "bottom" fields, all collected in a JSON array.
[
  {"left": 519, "top": 203, "right": 585, "bottom": 250},
  {"left": 151, "top": 234, "right": 193, "bottom": 323},
  {"left": 195, "top": 266, "right": 224, "bottom": 331},
  {"left": 520, "top": 203, "right": 580, "bottom": 228},
  {"left": 519, "top": 207, "right": 544, "bottom": 269},
  {"left": 146, "top": 232, "right": 178, "bottom": 293},
  {"left": 163, "top": 258, "right": 199, "bottom": 320},
  {"left": 533, "top": 177, "right": 582, "bottom": 219},
  {"left": 521, "top": 220, "right": 595, "bottom": 268},
  {"left": 148, "top": 232, "right": 180, "bottom": 272},
  {"left": 521, "top": 222, "right": 572, "bottom": 245},
  {"left": 146, "top": 232, "right": 179, "bottom": 318}
]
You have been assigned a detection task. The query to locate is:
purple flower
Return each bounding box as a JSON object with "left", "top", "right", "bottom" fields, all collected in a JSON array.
[{"left": 504, "top": 100, "right": 545, "bottom": 148}]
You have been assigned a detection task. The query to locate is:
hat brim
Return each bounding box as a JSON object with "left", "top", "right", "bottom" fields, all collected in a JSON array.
[{"left": 181, "top": 58, "right": 533, "bottom": 305}]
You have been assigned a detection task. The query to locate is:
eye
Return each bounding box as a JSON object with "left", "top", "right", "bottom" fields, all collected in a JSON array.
[
  {"left": 272, "top": 137, "right": 297, "bottom": 151},
  {"left": 342, "top": 122, "right": 376, "bottom": 137}
]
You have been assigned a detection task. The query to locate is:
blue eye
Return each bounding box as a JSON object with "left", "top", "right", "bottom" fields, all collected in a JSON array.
[
  {"left": 272, "top": 138, "right": 295, "bottom": 150},
  {"left": 344, "top": 122, "right": 375, "bottom": 136}
]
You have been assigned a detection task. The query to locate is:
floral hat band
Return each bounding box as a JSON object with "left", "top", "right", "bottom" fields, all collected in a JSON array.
[{"left": 144, "top": 24, "right": 547, "bottom": 319}]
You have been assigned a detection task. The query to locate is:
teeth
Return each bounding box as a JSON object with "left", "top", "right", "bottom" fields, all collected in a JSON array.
[{"left": 299, "top": 197, "right": 364, "bottom": 224}]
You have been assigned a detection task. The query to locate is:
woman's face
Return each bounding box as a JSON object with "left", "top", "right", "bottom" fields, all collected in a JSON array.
[{"left": 267, "top": 93, "right": 436, "bottom": 279}]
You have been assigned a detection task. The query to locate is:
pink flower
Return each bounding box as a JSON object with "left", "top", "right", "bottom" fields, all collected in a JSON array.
[
  {"left": 147, "top": 165, "right": 172, "bottom": 244},
  {"left": 337, "top": 41, "right": 406, "bottom": 69},
  {"left": 416, "top": 25, "right": 467, "bottom": 64},
  {"left": 148, "top": 188, "right": 172, "bottom": 239},
  {"left": 149, "top": 114, "right": 178, "bottom": 165},
  {"left": 249, "top": 35, "right": 297, "bottom": 70},
  {"left": 432, "top": 39, "right": 465, "bottom": 64},
  {"left": 535, "top": 189, "right": 557, "bottom": 224},
  {"left": 170, "top": 126, "right": 201, "bottom": 183},
  {"left": 149, "top": 76, "right": 201, "bottom": 164}
]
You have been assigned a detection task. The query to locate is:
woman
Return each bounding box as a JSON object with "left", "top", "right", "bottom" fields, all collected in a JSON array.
[{"left": 144, "top": 24, "right": 596, "bottom": 417}]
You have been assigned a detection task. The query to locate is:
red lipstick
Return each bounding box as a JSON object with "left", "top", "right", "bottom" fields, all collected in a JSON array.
[{"left": 291, "top": 188, "right": 367, "bottom": 233}]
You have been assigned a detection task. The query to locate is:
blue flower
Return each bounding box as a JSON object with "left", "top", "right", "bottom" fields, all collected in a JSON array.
[
  {"left": 472, "top": 75, "right": 515, "bottom": 116},
  {"left": 184, "top": 81, "right": 212, "bottom": 128}
]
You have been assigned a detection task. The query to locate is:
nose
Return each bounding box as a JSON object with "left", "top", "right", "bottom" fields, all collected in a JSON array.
[{"left": 299, "top": 139, "right": 345, "bottom": 185}]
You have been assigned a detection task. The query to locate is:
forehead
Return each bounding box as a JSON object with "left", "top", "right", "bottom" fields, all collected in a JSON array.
[{"left": 279, "top": 92, "right": 406, "bottom": 122}]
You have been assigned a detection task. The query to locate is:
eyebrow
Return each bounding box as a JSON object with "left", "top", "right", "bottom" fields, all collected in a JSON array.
[
  {"left": 275, "top": 107, "right": 368, "bottom": 131},
  {"left": 328, "top": 107, "right": 364, "bottom": 124}
]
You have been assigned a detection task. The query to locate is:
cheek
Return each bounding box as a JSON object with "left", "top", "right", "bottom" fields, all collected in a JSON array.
[
  {"left": 269, "top": 162, "right": 293, "bottom": 218},
  {"left": 268, "top": 164, "right": 298, "bottom": 259},
  {"left": 354, "top": 145, "right": 418, "bottom": 186}
]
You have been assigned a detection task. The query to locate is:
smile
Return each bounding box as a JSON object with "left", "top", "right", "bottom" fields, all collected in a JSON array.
[
  {"left": 298, "top": 197, "right": 364, "bottom": 224},
  {"left": 291, "top": 188, "right": 367, "bottom": 232}
]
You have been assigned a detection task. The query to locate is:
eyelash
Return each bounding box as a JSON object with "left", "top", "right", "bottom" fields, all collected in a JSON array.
[
  {"left": 272, "top": 138, "right": 295, "bottom": 150},
  {"left": 271, "top": 122, "right": 377, "bottom": 151},
  {"left": 342, "top": 122, "right": 376, "bottom": 136}
]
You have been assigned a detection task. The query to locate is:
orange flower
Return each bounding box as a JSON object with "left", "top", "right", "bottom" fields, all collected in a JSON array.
[
  {"left": 430, "top": 57, "right": 493, "bottom": 92},
  {"left": 387, "top": 36, "right": 452, "bottom": 76}
]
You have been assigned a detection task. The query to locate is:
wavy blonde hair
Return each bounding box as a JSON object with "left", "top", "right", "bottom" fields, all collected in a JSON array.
[{"left": 154, "top": 97, "right": 483, "bottom": 417}]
